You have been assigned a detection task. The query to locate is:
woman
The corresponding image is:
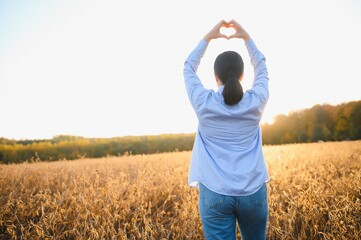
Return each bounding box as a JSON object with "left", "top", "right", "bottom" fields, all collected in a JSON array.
[{"left": 183, "top": 20, "right": 269, "bottom": 240}]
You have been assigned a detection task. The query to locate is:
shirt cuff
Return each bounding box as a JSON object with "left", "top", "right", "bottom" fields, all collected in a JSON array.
[
  {"left": 190, "top": 39, "right": 209, "bottom": 61},
  {"left": 245, "top": 38, "right": 258, "bottom": 56},
  {"left": 199, "top": 39, "right": 209, "bottom": 51}
]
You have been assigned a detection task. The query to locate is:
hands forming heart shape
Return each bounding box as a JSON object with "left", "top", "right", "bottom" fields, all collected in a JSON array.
[
  {"left": 204, "top": 20, "right": 250, "bottom": 42},
  {"left": 220, "top": 23, "right": 237, "bottom": 38}
]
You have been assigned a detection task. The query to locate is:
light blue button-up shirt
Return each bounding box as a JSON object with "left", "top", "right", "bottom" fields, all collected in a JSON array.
[{"left": 183, "top": 38, "right": 269, "bottom": 196}]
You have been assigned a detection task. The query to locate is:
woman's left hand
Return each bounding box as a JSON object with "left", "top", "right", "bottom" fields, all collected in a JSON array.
[{"left": 203, "top": 20, "right": 229, "bottom": 42}]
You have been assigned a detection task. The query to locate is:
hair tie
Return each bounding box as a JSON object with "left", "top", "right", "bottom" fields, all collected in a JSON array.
[{"left": 228, "top": 73, "right": 236, "bottom": 80}]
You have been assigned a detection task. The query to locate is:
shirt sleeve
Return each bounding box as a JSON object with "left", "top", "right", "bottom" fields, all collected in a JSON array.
[
  {"left": 245, "top": 39, "right": 269, "bottom": 105},
  {"left": 183, "top": 39, "right": 209, "bottom": 112}
]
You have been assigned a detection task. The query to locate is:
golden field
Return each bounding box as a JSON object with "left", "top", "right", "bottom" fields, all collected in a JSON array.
[{"left": 0, "top": 141, "right": 360, "bottom": 239}]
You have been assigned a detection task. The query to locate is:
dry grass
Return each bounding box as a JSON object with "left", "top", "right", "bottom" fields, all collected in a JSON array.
[{"left": 0, "top": 141, "right": 360, "bottom": 239}]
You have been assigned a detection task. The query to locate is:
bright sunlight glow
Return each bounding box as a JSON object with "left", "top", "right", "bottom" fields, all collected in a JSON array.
[{"left": 0, "top": 0, "right": 360, "bottom": 139}]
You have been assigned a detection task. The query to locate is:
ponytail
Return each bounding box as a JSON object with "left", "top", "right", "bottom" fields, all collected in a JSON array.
[
  {"left": 222, "top": 74, "right": 243, "bottom": 105},
  {"left": 214, "top": 51, "right": 244, "bottom": 106}
]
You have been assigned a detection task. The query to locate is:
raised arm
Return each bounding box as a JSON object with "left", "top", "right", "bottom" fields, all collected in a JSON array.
[
  {"left": 183, "top": 20, "right": 229, "bottom": 112},
  {"left": 229, "top": 20, "right": 269, "bottom": 104},
  {"left": 183, "top": 37, "right": 208, "bottom": 112}
]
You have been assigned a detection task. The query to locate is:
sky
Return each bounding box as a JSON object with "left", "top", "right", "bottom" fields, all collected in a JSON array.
[{"left": 1, "top": 0, "right": 361, "bottom": 140}]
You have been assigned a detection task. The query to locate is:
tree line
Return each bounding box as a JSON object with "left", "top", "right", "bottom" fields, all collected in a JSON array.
[
  {"left": 0, "top": 100, "right": 360, "bottom": 164},
  {"left": 262, "top": 100, "right": 361, "bottom": 144},
  {"left": 0, "top": 134, "right": 195, "bottom": 164}
]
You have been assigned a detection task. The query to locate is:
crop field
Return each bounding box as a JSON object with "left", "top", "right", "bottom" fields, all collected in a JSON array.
[{"left": 0, "top": 141, "right": 360, "bottom": 239}]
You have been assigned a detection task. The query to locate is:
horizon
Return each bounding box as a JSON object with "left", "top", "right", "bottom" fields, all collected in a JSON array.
[
  {"left": 3, "top": 99, "right": 359, "bottom": 141},
  {"left": 1, "top": 0, "right": 361, "bottom": 140}
]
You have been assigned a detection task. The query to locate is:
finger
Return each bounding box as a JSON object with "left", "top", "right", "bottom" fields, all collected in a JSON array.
[
  {"left": 229, "top": 23, "right": 237, "bottom": 31},
  {"left": 229, "top": 20, "right": 241, "bottom": 30},
  {"left": 221, "top": 22, "right": 229, "bottom": 28},
  {"left": 227, "top": 33, "right": 239, "bottom": 39},
  {"left": 219, "top": 20, "right": 228, "bottom": 29},
  {"left": 229, "top": 19, "right": 238, "bottom": 26},
  {"left": 217, "top": 33, "right": 229, "bottom": 39},
  {"left": 216, "top": 19, "right": 225, "bottom": 26},
  {"left": 220, "top": 19, "right": 228, "bottom": 25}
]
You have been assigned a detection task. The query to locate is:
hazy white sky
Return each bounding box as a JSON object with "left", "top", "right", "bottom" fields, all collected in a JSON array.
[{"left": 1, "top": 0, "right": 361, "bottom": 140}]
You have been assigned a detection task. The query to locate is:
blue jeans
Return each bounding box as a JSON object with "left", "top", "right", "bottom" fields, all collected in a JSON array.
[{"left": 199, "top": 182, "right": 268, "bottom": 240}]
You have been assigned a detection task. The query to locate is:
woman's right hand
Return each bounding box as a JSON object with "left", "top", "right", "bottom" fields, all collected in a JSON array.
[{"left": 228, "top": 20, "right": 251, "bottom": 41}]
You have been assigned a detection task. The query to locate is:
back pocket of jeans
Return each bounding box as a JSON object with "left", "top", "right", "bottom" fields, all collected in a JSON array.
[
  {"left": 249, "top": 183, "right": 267, "bottom": 207},
  {"left": 200, "top": 184, "right": 224, "bottom": 209}
]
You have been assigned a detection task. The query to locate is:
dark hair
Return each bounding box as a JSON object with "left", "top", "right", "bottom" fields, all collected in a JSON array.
[{"left": 214, "top": 51, "right": 244, "bottom": 105}]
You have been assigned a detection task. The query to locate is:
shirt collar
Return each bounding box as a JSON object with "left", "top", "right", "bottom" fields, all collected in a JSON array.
[{"left": 217, "top": 85, "right": 224, "bottom": 93}]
